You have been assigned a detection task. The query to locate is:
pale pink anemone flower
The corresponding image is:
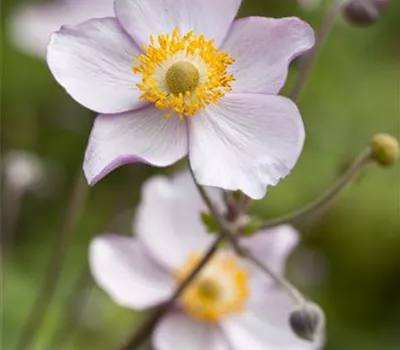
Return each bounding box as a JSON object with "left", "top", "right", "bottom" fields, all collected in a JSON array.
[
  {"left": 8, "top": 0, "right": 113, "bottom": 58},
  {"left": 89, "top": 172, "right": 322, "bottom": 350},
  {"left": 47, "top": 0, "right": 315, "bottom": 199}
]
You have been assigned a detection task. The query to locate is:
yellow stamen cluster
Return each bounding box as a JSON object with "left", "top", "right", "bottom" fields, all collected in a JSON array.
[
  {"left": 133, "top": 28, "right": 235, "bottom": 119},
  {"left": 176, "top": 252, "right": 249, "bottom": 322}
]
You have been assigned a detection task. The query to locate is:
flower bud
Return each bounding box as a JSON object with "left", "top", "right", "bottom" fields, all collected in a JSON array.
[
  {"left": 289, "top": 302, "right": 325, "bottom": 342},
  {"left": 342, "top": 0, "right": 389, "bottom": 26},
  {"left": 370, "top": 133, "right": 399, "bottom": 166}
]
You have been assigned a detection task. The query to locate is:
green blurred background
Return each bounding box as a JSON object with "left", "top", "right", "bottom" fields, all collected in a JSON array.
[{"left": 1, "top": 0, "right": 399, "bottom": 349}]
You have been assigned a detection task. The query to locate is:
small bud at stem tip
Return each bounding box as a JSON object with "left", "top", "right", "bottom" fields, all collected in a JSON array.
[
  {"left": 342, "top": 0, "right": 389, "bottom": 26},
  {"left": 289, "top": 302, "right": 325, "bottom": 342},
  {"left": 370, "top": 133, "right": 399, "bottom": 166}
]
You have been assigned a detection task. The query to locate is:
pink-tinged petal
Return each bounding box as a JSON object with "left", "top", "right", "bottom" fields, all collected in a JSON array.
[
  {"left": 83, "top": 106, "right": 188, "bottom": 185},
  {"left": 89, "top": 234, "right": 174, "bottom": 310},
  {"left": 154, "top": 312, "right": 231, "bottom": 350},
  {"left": 247, "top": 273, "right": 298, "bottom": 329},
  {"left": 114, "top": 0, "right": 242, "bottom": 47},
  {"left": 240, "top": 225, "right": 299, "bottom": 275},
  {"left": 47, "top": 17, "right": 146, "bottom": 114},
  {"left": 8, "top": 0, "right": 113, "bottom": 58},
  {"left": 222, "top": 310, "right": 320, "bottom": 350},
  {"left": 188, "top": 93, "right": 305, "bottom": 199},
  {"left": 222, "top": 17, "right": 315, "bottom": 95},
  {"left": 135, "top": 172, "right": 221, "bottom": 270}
]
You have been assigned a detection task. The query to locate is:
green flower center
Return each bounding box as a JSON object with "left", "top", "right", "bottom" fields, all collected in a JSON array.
[
  {"left": 196, "top": 278, "right": 221, "bottom": 302},
  {"left": 166, "top": 61, "right": 200, "bottom": 95}
]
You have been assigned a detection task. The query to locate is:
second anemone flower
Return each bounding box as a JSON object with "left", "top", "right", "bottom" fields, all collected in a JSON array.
[
  {"left": 47, "top": 0, "right": 315, "bottom": 199},
  {"left": 90, "top": 172, "right": 322, "bottom": 350}
]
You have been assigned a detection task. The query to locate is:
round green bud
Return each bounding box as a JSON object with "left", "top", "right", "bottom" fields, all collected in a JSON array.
[
  {"left": 166, "top": 61, "right": 200, "bottom": 95},
  {"left": 289, "top": 302, "right": 325, "bottom": 342},
  {"left": 342, "top": 0, "right": 389, "bottom": 26},
  {"left": 370, "top": 133, "right": 399, "bottom": 166}
]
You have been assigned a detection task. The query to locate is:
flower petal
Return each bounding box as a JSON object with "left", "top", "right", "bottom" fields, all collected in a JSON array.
[
  {"left": 8, "top": 0, "right": 113, "bottom": 58},
  {"left": 83, "top": 107, "right": 188, "bottom": 185},
  {"left": 47, "top": 17, "right": 146, "bottom": 114},
  {"left": 221, "top": 310, "right": 320, "bottom": 350},
  {"left": 222, "top": 17, "right": 315, "bottom": 95},
  {"left": 89, "top": 234, "right": 174, "bottom": 310},
  {"left": 154, "top": 312, "right": 231, "bottom": 350},
  {"left": 188, "top": 93, "right": 305, "bottom": 199},
  {"left": 246, "top": 267, "right": 299, "bottom": 328},
  {"left": 114, "top": 0, "right": 242, "bottom": 46},
  {"left": 135, "top": 172, "right": 220, "bottom": 270},
  {"left": 240, "top": 225, "right": 299, "bottom": 275}
]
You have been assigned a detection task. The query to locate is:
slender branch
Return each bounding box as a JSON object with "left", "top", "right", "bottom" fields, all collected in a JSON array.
[
  {"left": 45, "top": 267, "right": 93, "bottom": 350},
  {"left": 260, "top": 148, "right": 372, "bottom": 230},
  {"left": 16, "top": 172, "right": 90, "bottom": 350},
  {"left": 188, "top": 165, "right": 227, "bottom": 229},
  {"left": 187, "top": 149, "right": 374, "bottom": 307},
  {"left": 46, "top": 168, "right": 140, "bottom": 350},
  {"left": 120, "top": 234, "right": 224, "bottom": 350},
  {"left": 290, "top": 4, "right": 341, "bottom": 102},
  {"left": 239, "top": 193, "right": 252, "bottom": 214},
  {"left": 188, "top": 162, "right": 241, "bottom": 249},
  {"left": 2, "top": 187, "right": 24, "bottom": 257},
  {"left": 187, "top": 167, "right": 306, "bottom": 306},
  {"left": 236, "top": 245, "right": 305, "bottom": 305}
]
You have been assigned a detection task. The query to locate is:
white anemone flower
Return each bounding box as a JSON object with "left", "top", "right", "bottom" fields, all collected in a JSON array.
[
  {"left": 47, "top": 0, "right": 315, "bottom": 199},
  {"left": 89, "top": 172, "right": 322, "bottom": 350},
  {"left": 8, "top": 0, "right": 113, "bottom": 58}
]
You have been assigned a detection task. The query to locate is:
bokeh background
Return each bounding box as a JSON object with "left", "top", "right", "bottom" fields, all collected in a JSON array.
[{"left": 1, "top": 0, "right": 399, "bottom": 349}]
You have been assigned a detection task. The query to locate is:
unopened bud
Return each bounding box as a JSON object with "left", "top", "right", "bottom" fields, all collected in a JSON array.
[
  {"left": 342, "top": 0, "right": 389, "bottom": 26},
  {"left": 370, "top": 133, "right": 399, "bottom": 166},
  {"left": 289, "top": 302, "right": 325, "bottom": 342}
]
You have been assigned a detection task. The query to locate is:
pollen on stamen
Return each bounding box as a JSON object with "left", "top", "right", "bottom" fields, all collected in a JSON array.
[{"left": 132, "top": 28, "right": 235, "bottom": 120}]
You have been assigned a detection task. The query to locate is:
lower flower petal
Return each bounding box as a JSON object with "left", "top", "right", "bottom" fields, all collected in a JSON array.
[
  {"left": 89, "top": 235, "right": 174, "bottom": 310},
  {"left": 188, "top": 93, "right": 305, "bottom": 199},
  {"left": 83, "top": 107, "right": 188, "bottom": 185},
  {"left": 154, "top": 312, "right": 231, "bottom": 350},
  {"left": 221, "top": 311, "right": 319, "bottom": 350},
  {"left": 135, "top": 172, "right": 217, "bottom": 270}
]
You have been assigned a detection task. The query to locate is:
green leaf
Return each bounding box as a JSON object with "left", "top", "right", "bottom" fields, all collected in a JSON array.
[
  {"left": 242, "top": 217, "right": 263, "bottom": 237},
  {"left": 200, "top": 212, "right": 220, "bottom": 234}
]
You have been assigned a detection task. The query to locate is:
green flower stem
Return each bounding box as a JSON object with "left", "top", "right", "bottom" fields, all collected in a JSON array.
[
  {"left": 188, "top": 164, "right": 306, "bottom": 305},
  {"left": 2, "top": 186, "right": 25, "bottom": 257},
  {"left": 260, "top": 148, "right": 373, "bottom": 230},
  {"left": 16, "top": 172, "right": 90, "bottom": 350}
]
